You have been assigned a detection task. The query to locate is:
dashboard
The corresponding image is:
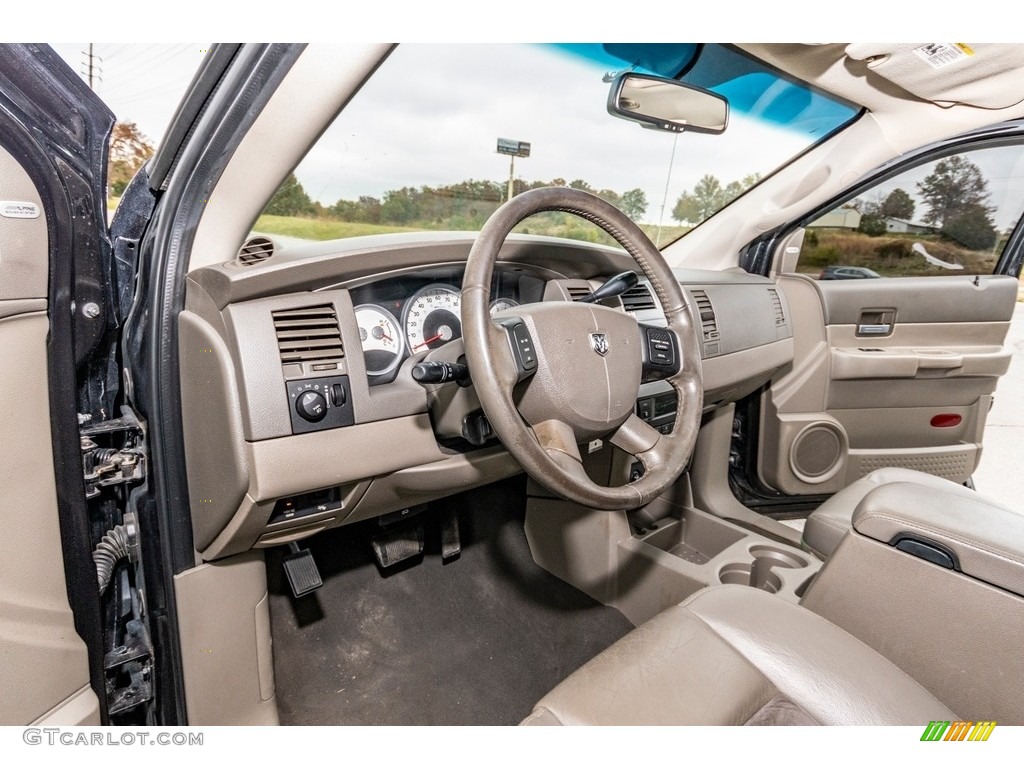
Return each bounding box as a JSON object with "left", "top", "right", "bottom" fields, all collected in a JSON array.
[{"left": 179, "top": 232, "right": 795, "bottom": 562}]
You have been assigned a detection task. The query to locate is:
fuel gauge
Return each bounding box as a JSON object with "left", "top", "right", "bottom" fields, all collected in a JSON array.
[
  {"left": 355, "top": 304, "right": 404, "bottom": 377},
  {"left": 489, "top": 298, "right": 520, "bottom": 316}
]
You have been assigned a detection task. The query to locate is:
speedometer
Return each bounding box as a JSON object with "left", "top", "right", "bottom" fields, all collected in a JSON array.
[
  {"left": 403, "top": 284, "right": 462, "bottom": 352},
  {"left": 355, "top": 304, "right": 404, "bottom": 377}
]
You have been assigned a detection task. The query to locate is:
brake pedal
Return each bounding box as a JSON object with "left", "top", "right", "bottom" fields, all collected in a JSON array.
[
  {"left": 371, "top": 523, "right": 424, "bottom": 568},
  {"left": 283, "top": 542, "right": 323, "bottom": 598},
  {"left": 441, "top": 507, "right": 461, "bottom": 562}
]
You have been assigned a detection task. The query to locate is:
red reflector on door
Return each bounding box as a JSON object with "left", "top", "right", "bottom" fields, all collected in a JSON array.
[{"left": 930, "top": 414, "right": 962, "bottom": 428}]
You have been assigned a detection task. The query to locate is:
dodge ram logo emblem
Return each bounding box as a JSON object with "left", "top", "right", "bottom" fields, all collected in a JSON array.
[{"left": 590, "top": 332, "right": 610, "bottom": 356}]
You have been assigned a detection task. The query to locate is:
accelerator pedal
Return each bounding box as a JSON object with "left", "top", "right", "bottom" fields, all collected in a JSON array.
[
  {"left": 371, "top": 526, "right": 424, "bottom": 568},
  {"left": 441, "top": 507, "right": 461, "bottom": 562},
  {"left": 283, "top": 542, "right": 323, "bottom": 598},
  {"left": 371, "top": 507, "right": 426, "bottom": 568}
]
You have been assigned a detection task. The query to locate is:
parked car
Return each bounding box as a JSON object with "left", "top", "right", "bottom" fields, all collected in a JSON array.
[
  {"left": 819, "top": 265, "right": 882, "bottom": 280},
  {"left": 1, "top": 42, "right": 1022, "bottom": 731}
]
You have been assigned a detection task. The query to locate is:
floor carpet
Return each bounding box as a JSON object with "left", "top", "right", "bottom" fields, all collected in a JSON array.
[{"left": 266, "top": 476, "right": 634, "bottom": 725}]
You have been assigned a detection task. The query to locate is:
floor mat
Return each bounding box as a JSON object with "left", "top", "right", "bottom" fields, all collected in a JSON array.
[{"left": 266, "top": 477, "right": 635, "bottom": 725}]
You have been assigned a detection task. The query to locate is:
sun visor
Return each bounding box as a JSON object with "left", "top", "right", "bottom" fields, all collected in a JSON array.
[{"left": 845, "top": 43, "right": 1024, "bottom": 109}]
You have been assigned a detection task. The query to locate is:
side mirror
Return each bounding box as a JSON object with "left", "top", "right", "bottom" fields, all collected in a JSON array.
[{"left": 607, "top": 72, "right": 728, "bottom": 135}]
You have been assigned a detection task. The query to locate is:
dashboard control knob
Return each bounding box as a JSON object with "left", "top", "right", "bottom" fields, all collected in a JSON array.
[{"left": 296, "top": 391, "right": 328, "bottom": 422}]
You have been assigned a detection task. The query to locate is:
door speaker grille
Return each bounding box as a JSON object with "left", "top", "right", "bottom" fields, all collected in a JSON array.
[{"left": 790, "top": 422, "right": 845, "bottom": 483}]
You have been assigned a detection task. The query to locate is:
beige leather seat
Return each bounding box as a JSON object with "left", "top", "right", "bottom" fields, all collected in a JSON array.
[
  {"left": 522, "top": 585, "right": 956, "bottom": 726},
  {"left": 801, "top": 468, "right": 1013, "bottom": 559}
]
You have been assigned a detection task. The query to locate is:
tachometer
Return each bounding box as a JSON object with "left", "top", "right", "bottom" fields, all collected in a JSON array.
[
  {"left": 403, "top": 284, "right": 462, "bottom": 352},
  {"left": 355, "top": 304, "right": 404, "bottom": 377}
]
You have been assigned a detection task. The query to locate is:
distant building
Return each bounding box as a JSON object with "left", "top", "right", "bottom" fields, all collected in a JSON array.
[
  {"left": 809, "top": 208, "right": 861, "bottom": 229},
  {"left": 885, "top": 217, "right": 933, "bottom": 234}
]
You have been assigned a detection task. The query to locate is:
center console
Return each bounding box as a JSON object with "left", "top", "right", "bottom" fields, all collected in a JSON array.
[
  {"left": 525, "top": 487, "right": 822, "bottom": 627},
  {"left": 800, "top": 481, "right": 1024, "bottom": 724}
]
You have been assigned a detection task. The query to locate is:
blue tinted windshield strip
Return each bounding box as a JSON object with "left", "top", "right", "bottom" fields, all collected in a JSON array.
[{"left": 554, "top": 43, "right": 858, "bottom": 138}]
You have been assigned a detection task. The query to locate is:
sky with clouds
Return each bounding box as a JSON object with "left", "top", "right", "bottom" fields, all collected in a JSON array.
[
  {"left": 51, "top": 43, "right": 205, "bottom": 144},
  {"left": 49, "top": 42, "right": 1024, "bottom": 231},
  {"left": 294, "top": 45, "right": 815, "bottom": 217},
  {"left": 52, "top": 43, "right": 824, "bottom": 226}
]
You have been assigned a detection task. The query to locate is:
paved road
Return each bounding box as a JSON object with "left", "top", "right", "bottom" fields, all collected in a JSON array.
[{"left": 972, "top": 299, "right": 1024, "bottom": 508}]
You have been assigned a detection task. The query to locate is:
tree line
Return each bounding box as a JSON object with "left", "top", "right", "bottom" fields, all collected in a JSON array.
[
  {"left": 107, "top": 119, "right": 1003, "bottom": 253},
  {"left": 670, "top": 156, "right": 1003, "bottom": 252},
  {"left": 849, "top": 155, "right": 999, "bottom": 250},
  {"left": 670, "top": 173, "right": 761, "bottom": 225},
  {"left": 266, "top": 175, "right": 651, "bottom": 225}
]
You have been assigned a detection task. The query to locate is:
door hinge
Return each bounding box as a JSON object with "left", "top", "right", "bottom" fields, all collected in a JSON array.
[
  {"left": 104, "top": 617, "right": 154, "bottom": 716},
  {"left": 80, "top": 406, "right": 146, "bottom": 499},
  {"left": 80, "top": 404, "right": 154, "bottom": 721}
]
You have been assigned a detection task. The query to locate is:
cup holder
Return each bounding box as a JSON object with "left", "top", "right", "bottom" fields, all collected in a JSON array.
[
  {"left": 719, "top": 562, "right": 782, "bottom": 593},
  {"left": 748, "top": 545, "right": 809, "bottom": 570},
  {"left": 719, "top": 545, "right": 810, "bottom": 593}
]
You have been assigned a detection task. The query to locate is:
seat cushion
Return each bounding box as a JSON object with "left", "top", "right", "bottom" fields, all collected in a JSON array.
[
  {"left": 522, "top": 585, "right": 956, "bottom": 726},
  {"left": 802, "top": 468, "right": 977, "bottom": 559}
]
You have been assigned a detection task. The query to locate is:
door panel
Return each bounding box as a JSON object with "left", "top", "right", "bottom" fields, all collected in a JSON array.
[
  {"left": 0, "top": 146, "right": 99, "bottom": 724},
  {"left": 759, "top": 274, "right": 1017, "bottom": 496}
]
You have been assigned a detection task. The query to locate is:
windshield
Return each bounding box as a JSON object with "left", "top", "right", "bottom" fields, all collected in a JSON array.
[{"left": 257, "top": 44, "right": 859, "bottom": 248}]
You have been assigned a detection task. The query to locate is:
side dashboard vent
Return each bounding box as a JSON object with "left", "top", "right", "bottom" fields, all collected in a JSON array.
[
  {"left": 768, "top": 288, "right": 786, "bottom": 326},
  {"left": 690, "top": 289, "right": 719, "bottom": 342},
  {"left": 622, "top": 284, "right": 656, "bottom": 312},
  {"left": 236, "top": 236, "right": 275, "bottom": 266},
  {"left": 272, "top": 304, "right": 345, "bottom": 366},
  {"left": 566, "top": 285, "right": 591, "bottom": 301}
]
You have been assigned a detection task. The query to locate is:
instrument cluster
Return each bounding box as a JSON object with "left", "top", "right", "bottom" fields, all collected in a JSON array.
[{"left": 350, "top": 267, "right": 544, "bottom": 384}]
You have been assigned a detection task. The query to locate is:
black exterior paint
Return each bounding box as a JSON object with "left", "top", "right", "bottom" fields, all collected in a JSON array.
[
  {"left": 118, "top": 43, "right": 306, "bottom": 723},
  {"left": 0, "top": 43, "right": 115, "bottom": 722}
]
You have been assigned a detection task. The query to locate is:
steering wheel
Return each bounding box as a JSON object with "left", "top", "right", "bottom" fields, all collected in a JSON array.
[{"left": 462, "top": 187, "right": 703, "bottom": 510}]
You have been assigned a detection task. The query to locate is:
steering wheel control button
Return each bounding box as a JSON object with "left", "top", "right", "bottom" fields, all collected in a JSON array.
[
  {"left": 641, "top": 325, "right": 680, "bottom": 382},
  {"left": 512, "top": 324, "right": 537, "bottom": 370},
  {"left": 296, "top": 391, "right": 328, "bottom": 422},
  {"left": 286, "top": 375, "right": 355, "bottom": 434},
  {"left": 646, "top": 328, "right": 675, "bottom": 364},
  {"left": 494, "top": 317, "right": 539, "bottom": 380}
]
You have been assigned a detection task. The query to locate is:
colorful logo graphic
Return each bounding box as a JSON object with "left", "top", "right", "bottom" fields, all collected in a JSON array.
[{"left": 920, "top": 721, "right": 996, "bottom": 741}]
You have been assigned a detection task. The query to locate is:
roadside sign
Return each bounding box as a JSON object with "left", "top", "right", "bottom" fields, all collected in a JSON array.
[{"left": 497, "top": 138, "right": 530, "bottom": 157}]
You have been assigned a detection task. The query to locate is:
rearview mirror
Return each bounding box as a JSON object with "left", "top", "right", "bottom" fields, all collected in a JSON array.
[{"left": 607, "top": 72, "right": 728, "bottom": 134}]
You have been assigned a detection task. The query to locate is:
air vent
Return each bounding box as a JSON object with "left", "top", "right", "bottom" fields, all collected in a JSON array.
[
  {"left": 272, "top": 304, "right": 345, "bottom": 366},
  {"left": 622, "top": 284, "right": 656, "bottom": 312},
  {"left": 566, "top": 285, "right": 591, "bottom": 301},
  {"left": 768, "top": 288, "right": 786, "bottom": 326},
  {"left": 236, "top": 236, "right": 275, "bottom": 266},
  {"left": 690, "top": 289, "right": 719, "bottom": 341}
]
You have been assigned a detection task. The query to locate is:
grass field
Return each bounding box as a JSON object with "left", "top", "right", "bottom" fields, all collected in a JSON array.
[
  {"left": 253, "top": 215, "right": 422, "bottom": 240},
  {"left": 111, "top": 195, "right": 692, "bottom": 248},
  {"left": 253, "top": 212, "right": 689, "bottom": 247},
  {"left": 799, "top": 229, "right": 999, "bottom": 277}
]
